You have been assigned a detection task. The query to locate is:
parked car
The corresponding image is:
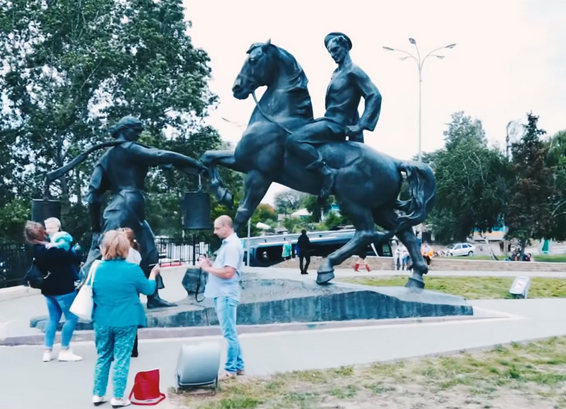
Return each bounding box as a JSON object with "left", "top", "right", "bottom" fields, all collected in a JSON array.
[{"left": 446, "top": 243, "right": 475, "bottom": 257}]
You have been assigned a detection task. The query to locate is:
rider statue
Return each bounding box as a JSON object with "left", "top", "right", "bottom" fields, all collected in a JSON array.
[
  {"left": 286, "top": 32, "right": 382, "bottom": 199},
  {"left": 85, "top": 116, "right": 205, "bottom": 309}
]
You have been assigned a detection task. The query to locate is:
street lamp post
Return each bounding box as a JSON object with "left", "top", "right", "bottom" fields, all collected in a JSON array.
[{"left": 383, "top": 39, "right": 456, "bottom": 162}]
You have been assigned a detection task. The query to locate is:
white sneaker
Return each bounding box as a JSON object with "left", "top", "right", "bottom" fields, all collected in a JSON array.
[
  {"left": 42, "top": 350, "right": 53, "bottom": 362},
  {"left": 111, "top": 398, "right": 131, "bottom": 408},
  {"left": 58, "top": 348, "right": 83, "bottom": 362},
  {"left": 92, "top": 395, "right": 106, "bottom": 406}
]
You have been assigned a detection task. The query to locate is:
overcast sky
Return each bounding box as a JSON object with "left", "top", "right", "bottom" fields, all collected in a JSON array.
[{"left": 183, "top": 0, "right": 566, "bottom": 205}]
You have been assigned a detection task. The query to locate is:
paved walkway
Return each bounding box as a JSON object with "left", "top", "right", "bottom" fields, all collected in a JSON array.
[
  {"left": 2, "top": 298, "right": 566, "bottom": 408},
  {"left": 2, "top": 267, "right": 566, "bottom": 408}
]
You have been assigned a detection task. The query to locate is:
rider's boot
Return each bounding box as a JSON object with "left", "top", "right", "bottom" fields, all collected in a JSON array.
[
  {"left": 306, "top": 160, "right": 336, "bottom": 200},
  {"left": 146, "top": 274, "right": 177, "bottom": 309}
]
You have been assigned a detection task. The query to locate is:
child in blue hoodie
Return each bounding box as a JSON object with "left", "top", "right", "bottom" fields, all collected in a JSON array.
[{"left": 45, "top": 218, "right": 81, "bottom": 282}]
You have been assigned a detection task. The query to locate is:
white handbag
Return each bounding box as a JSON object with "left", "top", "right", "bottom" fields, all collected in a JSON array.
[{"left": 70, "top": 260, "right": 101, "bottom": 321}]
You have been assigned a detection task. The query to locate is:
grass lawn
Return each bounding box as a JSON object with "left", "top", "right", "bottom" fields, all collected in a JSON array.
[
  {"left": 341, "top": 276, "right": 566, "bottom": 300},
  {"left": 463, "top": 254, "right": 566, "bottom": 262},
  {"left": 172, "top": 337, "right": 566, "bottom": 409}
]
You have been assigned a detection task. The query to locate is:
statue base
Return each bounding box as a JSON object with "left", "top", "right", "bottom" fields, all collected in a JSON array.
[{"left": 30, "top": 272, "right": 473, "bottom": 331}]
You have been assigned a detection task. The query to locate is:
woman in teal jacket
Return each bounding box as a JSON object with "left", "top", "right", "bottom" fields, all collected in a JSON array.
[{"left": 91, "top": 229, "right": 160, "bottom": 408}]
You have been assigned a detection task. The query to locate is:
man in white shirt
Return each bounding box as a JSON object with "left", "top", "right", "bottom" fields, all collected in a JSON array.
[{"left": 199, "top": 215, "right": 244, "bottom": 379}]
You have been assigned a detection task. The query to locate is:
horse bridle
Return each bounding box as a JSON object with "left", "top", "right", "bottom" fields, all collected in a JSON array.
[{"left": 251, "top": 91, "right": 293, "bottom": 135}]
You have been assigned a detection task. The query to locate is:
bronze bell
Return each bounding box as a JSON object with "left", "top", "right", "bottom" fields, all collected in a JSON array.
[{"left": 180, "top": 191, "right": 211, "bottom": 231}]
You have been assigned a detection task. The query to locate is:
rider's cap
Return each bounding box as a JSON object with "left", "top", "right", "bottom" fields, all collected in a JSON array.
[
  {"left": 109, "top": 116, "right": 143, "bottom": 138},
  {"left": 324, "top": 32, "right": 352, "bottom": 51}
]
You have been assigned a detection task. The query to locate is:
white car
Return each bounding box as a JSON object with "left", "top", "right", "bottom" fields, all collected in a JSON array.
[{"left": 446, "top": 243, "right": 475, "bottom": 257}]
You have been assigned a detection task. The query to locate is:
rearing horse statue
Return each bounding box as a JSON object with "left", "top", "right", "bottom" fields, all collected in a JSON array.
[{"left": 201, "top": 39, "right": 436, "bottom": 288}]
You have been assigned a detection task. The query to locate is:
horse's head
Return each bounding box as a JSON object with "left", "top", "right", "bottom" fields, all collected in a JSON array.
[{"left": 232, "top": 39, "right": 276, "bottom": 100}]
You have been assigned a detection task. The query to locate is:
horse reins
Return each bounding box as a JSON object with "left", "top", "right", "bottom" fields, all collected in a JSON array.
[{"left": 251, "top": 91, "right": 293, "bottom": 135}]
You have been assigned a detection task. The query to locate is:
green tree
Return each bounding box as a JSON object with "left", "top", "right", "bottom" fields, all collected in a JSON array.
[
  {"left": 274, "top": 189, "right": 306, "bottom": 216},
  {"left": 426, "top": 112, "right": 511, "bottom": 242},
  {"left": 504, "top": 113, "right": 554, "bottom": 258},
  {"left": 302, "top": 195, "right": 334, "bottom": 222},
  {"left": 547, "top": 130, "right": 566, "bottom": 241},
  {"left": 0, "top": 0, "right": 228, "bottom": 239}
]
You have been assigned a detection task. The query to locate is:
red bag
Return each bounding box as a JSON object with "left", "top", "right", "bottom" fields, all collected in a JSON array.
[{"left": 129, "top": 369, "right": 166, "bottom": 406}]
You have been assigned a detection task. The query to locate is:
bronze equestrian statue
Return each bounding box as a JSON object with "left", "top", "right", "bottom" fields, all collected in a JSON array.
[
  {"left": 201, "top": 33, "right": 437, "bottom": 288},
  {"left": 286, "top": 32, "right": 382, "bottom": 200}
]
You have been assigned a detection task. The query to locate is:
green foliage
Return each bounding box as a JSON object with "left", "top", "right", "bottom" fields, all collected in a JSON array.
[
  {"left": 546, "top": 130, "right": 566, "bottom": 241},
  {"left": 0, "top": 0, "right": 239, "bottom": 240},
  {"left": 274, "top": 189, "right": 306, "bottom": 215},
  {"left": 303, "top": 195, "right": 334, "bottom": 222},
  {"left": 504, "top": 113, "right": 555, "bottom": 251},
  {"left": 0, "top": 199, "right": 31, "bottom": 242},
  {"left": 427, "top": 112, "right": 511, "bottom": 241}
]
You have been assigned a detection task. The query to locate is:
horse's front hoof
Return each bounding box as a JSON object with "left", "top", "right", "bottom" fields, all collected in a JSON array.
[
  {"left": 215, "top": 187, "right": 234, "bottom": 208},
  {"left": 316, "top": 271, "right": 335, "bottom": 285},
  {"left": 405, "top": 274, "right": 425, "bottom": 289}
]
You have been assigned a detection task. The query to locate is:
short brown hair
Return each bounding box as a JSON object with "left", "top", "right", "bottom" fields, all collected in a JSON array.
[
  {"left": 100, "top": 230, "right": 130, "bottom": 260},
  {"left": 24, "top": 221, "right": 47, "bottom": 244}
]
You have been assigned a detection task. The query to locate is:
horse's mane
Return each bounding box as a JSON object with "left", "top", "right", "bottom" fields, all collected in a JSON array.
[
  {"left": 248, "top": 42, "right": 309, "bottom": 93},
  {"left": 272, "top": 46, "right": 309, "bottom": 92}
]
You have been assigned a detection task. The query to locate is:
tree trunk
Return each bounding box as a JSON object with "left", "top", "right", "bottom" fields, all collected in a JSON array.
[{"left": 519, "top": 238, "right": 527, "bottom": 261}]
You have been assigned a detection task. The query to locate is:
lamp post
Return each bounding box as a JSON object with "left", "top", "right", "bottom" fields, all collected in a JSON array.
[{"left": 383, "top": 39, "right": 456, "bottom": 162}]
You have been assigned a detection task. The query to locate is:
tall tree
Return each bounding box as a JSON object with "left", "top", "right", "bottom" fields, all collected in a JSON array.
[
  {"left": 0, "top": 0, "right": 228, "bottom": 239},
  {"left": 547, "top": 130, "right": 566, "bottom": 241},
  {"left": 274, "top": 189, "right": 306, "bottom": 216},
  {"left": 426, "top": 112, "right": 511, "bottom": 242},
  {"left": 505, "top": 113, "right": 554, "bottom": 258}
]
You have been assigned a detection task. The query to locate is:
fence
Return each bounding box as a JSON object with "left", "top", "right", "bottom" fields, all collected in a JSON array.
[
  {"left": 154, "top": 236, "right": 212, "bottom": 266},
  {"left": 0, "top": 237, "right": 211, "bottom": 289},
  {"left": 0, "top": 241, "right": 31, "bottom": 289}
]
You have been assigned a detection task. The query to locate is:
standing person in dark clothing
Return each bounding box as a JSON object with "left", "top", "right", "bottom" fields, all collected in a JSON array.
[
  {"left": 297, "top": 230, "right": 311, "bottom": 275},
  {"left": 24, "top": 221, "right": 84, "bottom": 363}
]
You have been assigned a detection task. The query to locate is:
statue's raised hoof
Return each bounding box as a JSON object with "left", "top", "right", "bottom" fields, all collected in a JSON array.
[
  {"left": 405, "top": 277, "right": 425, "bottom": 289},
  {"left": 216, "top": 188, "right": 234, "bottom": 209},
  {"left": 147, "top": 297, "right": 178, "bottom": 310},
  {"left": 316, "top": 271, "right": 335, "bottom": 285}
]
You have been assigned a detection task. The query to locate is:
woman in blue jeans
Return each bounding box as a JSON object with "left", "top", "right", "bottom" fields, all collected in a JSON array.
[
  {"left": 24, "top": 221, "right": 84, "bottom": 363},
  {"left": 91, "top": 229, "right": 159, "bottom": 408}
]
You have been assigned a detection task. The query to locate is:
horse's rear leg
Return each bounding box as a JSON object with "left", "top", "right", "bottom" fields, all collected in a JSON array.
[
  {"left": 233, "top": 170, "right": 272, "bottom": 233},
  {"left": 373, "top": 208, "right": 428, "bottom": 289},
  {"left": 317, "top": 203, "right": 380, "bottom": 285}
]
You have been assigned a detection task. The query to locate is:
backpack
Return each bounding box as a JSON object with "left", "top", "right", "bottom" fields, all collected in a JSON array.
[{"left": 23, "top": 258, "right": 51, "bottom": 289}]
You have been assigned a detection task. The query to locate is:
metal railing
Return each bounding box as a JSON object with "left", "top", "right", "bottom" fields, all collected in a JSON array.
[
  {"left": 154, "top": 236, "right": 212, "bottom": 266},
  {"left": 0, "top": 241, "right": 31, "bottom": 289}
]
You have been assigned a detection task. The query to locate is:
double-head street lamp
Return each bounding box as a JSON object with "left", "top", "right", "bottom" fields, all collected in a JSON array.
[{"left": 383, "top": 38, "right": 456, "bottom": 162}]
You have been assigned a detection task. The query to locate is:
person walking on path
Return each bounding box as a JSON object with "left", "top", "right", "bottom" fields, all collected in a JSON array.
[
  {"left": 297, "top": 230, "right": 311, "bottom": 275},
  {"left": 91, "top": 229, "right": 160, "bottom": 408},
  {"left": 353, "top": 252, "right": 371, "bottom": 272},
  {"left": 199, "top": 215, "right": 245, "bottom": 380}
]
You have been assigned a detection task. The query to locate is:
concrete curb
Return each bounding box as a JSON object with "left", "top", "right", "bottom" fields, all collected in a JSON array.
[
  {"left": 0, "top": 314, "right": 504, "bottom": 346},
  {"left": 0, "top": 285, "right": 40, "bottom": 302}
]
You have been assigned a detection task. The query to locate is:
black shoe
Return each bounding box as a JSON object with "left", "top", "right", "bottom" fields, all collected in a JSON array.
[{"left": 146, "top": 293, "right": 177, "bottom": 309}]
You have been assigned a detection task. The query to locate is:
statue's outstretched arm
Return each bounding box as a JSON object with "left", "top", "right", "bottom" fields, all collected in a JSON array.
[
  {"left": 129, "top": 143, "right": 206, "bottom": 177},
  {"left": 351, "top": 67, "right": 382, "bottom": 131}
]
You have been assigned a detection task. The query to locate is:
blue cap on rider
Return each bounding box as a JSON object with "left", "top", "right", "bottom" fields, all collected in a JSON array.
[{"left": 324, "top": 32, "right": 352, "bottom": 51}]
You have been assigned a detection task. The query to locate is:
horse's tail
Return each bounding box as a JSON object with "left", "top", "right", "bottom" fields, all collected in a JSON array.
[{"left": 394, "top": 160, "right": 437, "bottom": 233}]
